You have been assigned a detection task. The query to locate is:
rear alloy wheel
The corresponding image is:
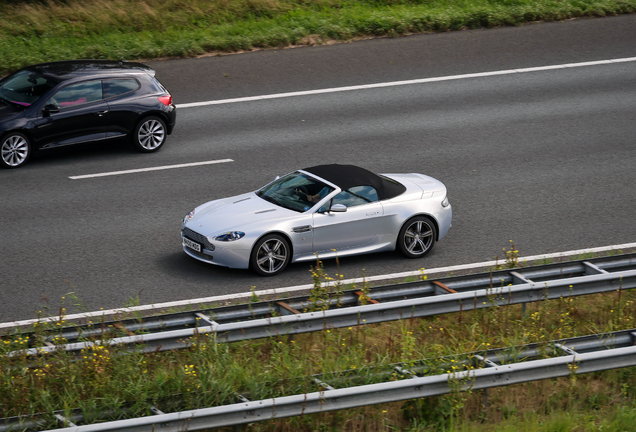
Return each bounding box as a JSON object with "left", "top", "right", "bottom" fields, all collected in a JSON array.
[
  {"left": 250, "top": 234, "right": 291, "bottom": 276},
  {"left": 132, "top": 116, "right": 167, "bottom": 152},
  {"left": 1, "top": 133, "right": 31, "bottom": 168},
  {"left": 397, "top": 216, "right": 437, "bottom": 258}
]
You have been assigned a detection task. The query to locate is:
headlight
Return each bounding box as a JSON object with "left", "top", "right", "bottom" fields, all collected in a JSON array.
[
  {"left": 441, "top": 196, "right": 450, "bottom": 207},
  {"left": 214, "top": 231, "right": 245, "bottom": 242},
  {"left": 183, "top": 210, "right": 195, "bottom": 225}
]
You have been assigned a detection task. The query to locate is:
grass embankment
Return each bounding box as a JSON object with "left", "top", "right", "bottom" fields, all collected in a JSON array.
[
  {"left": 1, "top": 0, "right": 636, "bottom": 75},
  {"left": 3, "top": 253, "right": 636, "bottom": 431}
]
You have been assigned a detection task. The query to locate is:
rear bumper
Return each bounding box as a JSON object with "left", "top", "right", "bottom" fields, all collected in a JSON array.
[
  {"left": 437, "top": 205, "right": 452, "bottom": 241},
  {"left": 166, "top": 105, "right": 176, "bottom": 135}
]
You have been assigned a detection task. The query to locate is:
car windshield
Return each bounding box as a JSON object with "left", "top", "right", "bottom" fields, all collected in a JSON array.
[
  {"left": 0, "top": 70, "right": 57, "bottom": 107},
  {"left": 256, "top": 172, "right": 334, "bottom": 213}
]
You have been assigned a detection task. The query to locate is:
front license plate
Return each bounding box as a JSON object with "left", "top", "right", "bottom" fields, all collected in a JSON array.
[{"left": 183, "top": 237, "right": 201, "bottom": 253}]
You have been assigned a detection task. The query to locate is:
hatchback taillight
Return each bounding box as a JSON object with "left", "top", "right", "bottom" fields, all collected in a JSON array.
[{"left": 158, "top": 95, "right": 172, "bottom": 106}]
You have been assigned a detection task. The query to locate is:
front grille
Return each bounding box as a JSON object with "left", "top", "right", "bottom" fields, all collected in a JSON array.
[
  {"left": 182, "top": 227, "right": 215, "bottom": 251},
  {"left": 186, "top": 247, "right": 214, "bottom": 262}
]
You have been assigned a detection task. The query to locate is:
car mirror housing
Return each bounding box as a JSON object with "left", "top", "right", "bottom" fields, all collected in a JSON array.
[
  {"left": 43, "top": 104, "right": 60, "bottom": 114},
  {"left": 330, "top": 204, "right": 347, "bottom": 213}
]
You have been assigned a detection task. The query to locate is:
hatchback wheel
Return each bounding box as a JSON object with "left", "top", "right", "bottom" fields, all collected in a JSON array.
[
  {"left": 133, "top": 116, "right": 167, "bottom": 152},
  {"left": 250, "top": 234, "right": 291, "bottom": 276},
  {"left": 398, "top": 216, "right": 437, "bottom": 258},
  {"left": 1, "top": 133, "right": 31, "bottom": 168}
]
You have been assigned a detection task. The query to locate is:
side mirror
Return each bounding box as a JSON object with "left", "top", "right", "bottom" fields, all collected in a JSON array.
[
  {"left": 330, "top": 204, "right": 347, "bottom": 213},
  {"left": 43, "top": 104, "right": 60, "bottom": 115},
  {"left": 274, "top": 176, "right": 280, "bottom": 181}
]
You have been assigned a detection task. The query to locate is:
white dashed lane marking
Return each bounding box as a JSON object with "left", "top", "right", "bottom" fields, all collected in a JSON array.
[{"left": 69, "top": 159, "right": 234, "bottom": 179}]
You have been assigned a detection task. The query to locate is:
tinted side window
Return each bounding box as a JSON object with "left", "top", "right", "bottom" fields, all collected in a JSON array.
[
  {"left": 103, "top": 78, "right": 140, "bottom": 98},
  {"left": 332, "top": 186, "right": 379, "bottom": 208},
  {"left": 48, "top": 80, "right": 103, "bottom": 108}
]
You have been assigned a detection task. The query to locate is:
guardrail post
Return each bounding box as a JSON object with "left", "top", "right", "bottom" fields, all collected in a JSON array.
[
  {"left": 313, "top": 377, "right": 335, "bottom": 391},
  {"left": 473, "top": 354, "right": 498, "bottom": 409},
  {"left": 583, "top": 262, "right": 609, "bottom": 275},
  {"left": 149, "top": 405, "right": 165, "bottom": 415},
  {"left": 53, "top": 413, "right": 76, "bottom": 428},
  {"left": 511, "top": 271, "right": 533, "bottom": 317},
  {"left": 395, "top": 366, "right": 417, "bottom": 379},
  {"left": 234, "top": 393, "right": 250, "bottom": 403}
]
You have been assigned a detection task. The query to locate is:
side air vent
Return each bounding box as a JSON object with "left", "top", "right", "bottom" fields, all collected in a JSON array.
[{"left": 292, "top": 225, "right": 312, "bottom": 233}]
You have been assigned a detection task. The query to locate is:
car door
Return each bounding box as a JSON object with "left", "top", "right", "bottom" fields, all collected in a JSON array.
[
  {"left": 312, "top": 186, "right": 384, "bottom": 254},
  {"left": 103, "top": 77, "right": 142, "bottom": 138},
  {"left": 31, "top": 79, "right": 109, "bottom": 149}
]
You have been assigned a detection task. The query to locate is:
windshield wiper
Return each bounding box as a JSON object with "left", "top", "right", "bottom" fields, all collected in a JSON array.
[
  {"left": 258, "top": 193, "right": 302, "bottom": 212},
  {"left": 0, "top": 95, "right": 23, "bottom": 108}
]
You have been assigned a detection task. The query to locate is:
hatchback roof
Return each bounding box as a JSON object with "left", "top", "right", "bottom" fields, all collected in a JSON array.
[{"left": 24, "top": 60, "right": 154, "bottom": 81}]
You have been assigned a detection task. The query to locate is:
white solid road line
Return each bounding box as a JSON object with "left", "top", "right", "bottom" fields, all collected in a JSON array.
[
  {"left": 67, "top": 57, "right": 636, "bottom": 179},
  {"left": 176, "top": 57, "right": 636, "bottom": 109},
  {"left": 2, "top": 242, "right": 635, "bottom": 330},
  {"left": 69, "top": 159, "right": 234, "bottom": 179}
]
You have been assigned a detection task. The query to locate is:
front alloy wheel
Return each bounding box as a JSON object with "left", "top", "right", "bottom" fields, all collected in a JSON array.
[
  {"left": 133, "top": 116, "right": 166, "bottom": 152},
  {"left": 1, "top": 133, "right": 31, "bottom": 168},
  {"left": 398, "top": 216, "right": 437, "bottom": 258},
  {"left": 251, "top": 234, "right": 291, "bottom": 276}
]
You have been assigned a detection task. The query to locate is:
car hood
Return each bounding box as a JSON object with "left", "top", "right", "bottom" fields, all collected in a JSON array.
[
  {"left": 0, "top": 103, "right": 22, "bottom": 121},
  {"left": 185, "top": 192, "right": 297, "bottom": 236}
]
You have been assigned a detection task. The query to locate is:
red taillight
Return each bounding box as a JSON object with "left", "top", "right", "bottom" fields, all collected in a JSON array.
[{"left": 158, "top": 95, "right": 172, "bottom": 106}]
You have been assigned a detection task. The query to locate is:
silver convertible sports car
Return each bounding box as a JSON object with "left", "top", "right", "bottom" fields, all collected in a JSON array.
[{"left": 181, "top": 164, "right": 452, "bottom": 276}]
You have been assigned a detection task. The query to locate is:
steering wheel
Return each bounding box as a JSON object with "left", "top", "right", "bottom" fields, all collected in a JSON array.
[{"left": 295, "top": 185, "right": 309, "bottom": 201}]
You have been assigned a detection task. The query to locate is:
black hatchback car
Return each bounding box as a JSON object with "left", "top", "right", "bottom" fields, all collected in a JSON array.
[{"left": 0, "top": 60, "right": 176, "bottom": 168}]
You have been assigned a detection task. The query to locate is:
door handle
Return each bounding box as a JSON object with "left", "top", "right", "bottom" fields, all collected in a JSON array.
[{"left": 97, "top": 110, "right": 109, "bottom": 116}]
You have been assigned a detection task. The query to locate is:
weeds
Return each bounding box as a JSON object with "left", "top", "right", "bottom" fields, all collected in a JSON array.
[
  {"left": 307, "top": 258, "right": 331, "bottom": 312},
  {"left": 494, "top": 240, "right": 522, "bottom": 270},
  {"left": 357, "top": 269, "right": 373, "bottom": 306},
  {"left": 306, "top": 256, "right": 346, "bottom": 312}
]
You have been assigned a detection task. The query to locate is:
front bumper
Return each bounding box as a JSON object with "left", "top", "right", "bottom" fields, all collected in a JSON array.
[{"left": 181, "top": 230, "right": 251, "bottom": 269}]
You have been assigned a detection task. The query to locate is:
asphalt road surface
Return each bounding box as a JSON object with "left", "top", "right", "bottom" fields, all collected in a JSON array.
[{"left": 1, "top": 15, "right": 635, "bottom": 323}]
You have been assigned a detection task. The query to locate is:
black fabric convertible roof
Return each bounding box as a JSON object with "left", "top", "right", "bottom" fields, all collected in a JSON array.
[{"left": 302, "top": 164, "right": 406, "bottom": 200}]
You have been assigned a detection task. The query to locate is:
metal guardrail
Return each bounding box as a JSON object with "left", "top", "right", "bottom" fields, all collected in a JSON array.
[
  {"left": 4, "top": 328, "right": 636, "bottom": 431},
  {"left": 5, "top": 254, "right": 636, "bottom": 357}
]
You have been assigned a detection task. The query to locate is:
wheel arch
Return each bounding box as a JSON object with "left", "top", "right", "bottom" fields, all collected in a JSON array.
[
  {"left": 253, "top": 230, "right": 295, "bottom": 257},
  {"left": 399, "top": 213, "right": 440, "bottom": 241},
  {"left": 135, "top": 111, "right": 171, "bottom": 132},
  {"left": 1, "top": 128, "right": 34, "bottom": 144}
]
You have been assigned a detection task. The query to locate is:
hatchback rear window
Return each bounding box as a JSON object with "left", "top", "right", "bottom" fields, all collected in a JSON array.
[{"left": 103, "top": 78, "right": 140, "bottom": 98}]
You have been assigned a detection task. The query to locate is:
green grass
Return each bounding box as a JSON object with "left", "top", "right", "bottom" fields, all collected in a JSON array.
[{"left": 1, "top": 0, "right": 635, "bottom": 75}]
